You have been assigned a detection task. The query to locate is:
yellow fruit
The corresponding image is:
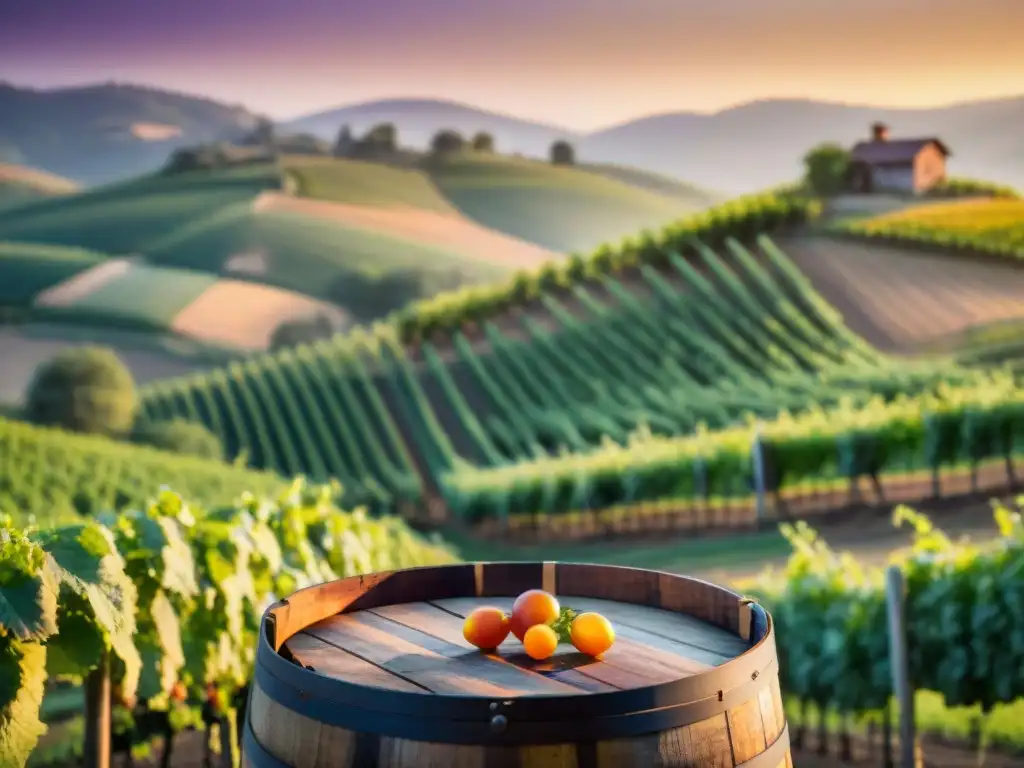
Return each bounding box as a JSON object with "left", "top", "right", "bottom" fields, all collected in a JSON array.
[
  {"left": 570, "top": 612, "right": 615, "bottom": 657},
  {"left": 523, "top": 623, "right": 559, "bottom": 660},
  {"left": 510, "top": 589, "right": 560, "bottom": 641},
  {"left": 463, "top": 606, "right": 511, "bottom": 650}
]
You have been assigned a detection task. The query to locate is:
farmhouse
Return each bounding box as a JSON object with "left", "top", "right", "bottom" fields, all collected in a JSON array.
[{"left": 848, "top": 123, "right": 950, "bottom": 194}]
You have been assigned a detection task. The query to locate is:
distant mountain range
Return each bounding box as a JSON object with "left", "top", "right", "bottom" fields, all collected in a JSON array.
[
  {"left": 3, "top": 82, "right": 1023, "bottom": 193},
  {"left": 0, "top": 82, "right": 261, "bottom": 185}
]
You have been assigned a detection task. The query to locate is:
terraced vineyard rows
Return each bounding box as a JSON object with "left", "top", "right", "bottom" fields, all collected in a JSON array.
[{"left": 136, "top": 226, "right": 980, "bottom": 520}]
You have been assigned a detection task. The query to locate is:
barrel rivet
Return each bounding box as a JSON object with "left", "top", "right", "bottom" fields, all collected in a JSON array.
[
  {"left": 489, "top": 702, "right": 499, "bottom": 711},
  {"left": 490, "top": 714, "right": 508, "bottom": 734}
]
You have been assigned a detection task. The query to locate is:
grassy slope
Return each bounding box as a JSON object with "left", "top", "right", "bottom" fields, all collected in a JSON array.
[
  {"left": 0, "top": 164, "right": 281, "bottom": 255},
  {"left": 282, "top": 155, "right": 458, "bottom": 212},
  {"left": 0, "top": 164, "right": 79, "bottom": 211},
  {"left": 427, "top": 153, "right": 712, "bottom": 252},
  {"left": 0, "top": 243, "right": 105, "bottom": 305},
  {"left": 60, "top": 264, "right": 219, "bottom": 326},
  {"left": 851, "top": 197, "right": 1024, "bottom": 242}
]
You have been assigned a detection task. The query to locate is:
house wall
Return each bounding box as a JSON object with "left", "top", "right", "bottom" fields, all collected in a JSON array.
[
  {"left": 871, "top": 164, "right": 914, "bottom": 193},
  {"left": 913, "top": 143, "right": 947, "bottom": 192}
]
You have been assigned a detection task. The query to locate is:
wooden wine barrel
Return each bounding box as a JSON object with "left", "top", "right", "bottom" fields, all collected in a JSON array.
[{"left": 243, "top": 562, "right": 791, "bottom": 767}]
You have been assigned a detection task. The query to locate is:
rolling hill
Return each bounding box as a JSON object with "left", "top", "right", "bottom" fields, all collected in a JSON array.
[
  {"left": 580, "top": 95, "right": 1024, "bottom": 194},
  {"left": 286, "top": 94, "right": 1024, "bottom": 195},
  {"left": 0, "top": 81, "right": 262, "bottom": 184},
  {"left": 0, "top": 153, "right": 714, "bottom": 334},
  {"left": 0, "top": 163, "right": 79, "bottom": 210},
  {"left": 5, "top": 82, "right": 1023, "bottom": 195}
]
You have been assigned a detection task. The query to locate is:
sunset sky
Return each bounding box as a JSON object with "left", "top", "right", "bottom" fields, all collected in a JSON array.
[{"left": 3, "top": 0, "right": 1023, "bottom": 129}]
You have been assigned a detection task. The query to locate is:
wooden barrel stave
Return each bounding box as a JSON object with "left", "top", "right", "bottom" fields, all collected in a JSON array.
[{"left": 245, "top": 562, "right": 792, "bottom": 767}]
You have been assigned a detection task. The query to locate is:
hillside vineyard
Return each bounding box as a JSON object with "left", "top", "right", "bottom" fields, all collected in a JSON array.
[{"left": 129, "top": 191, "right": 1016, "bottom": 529}]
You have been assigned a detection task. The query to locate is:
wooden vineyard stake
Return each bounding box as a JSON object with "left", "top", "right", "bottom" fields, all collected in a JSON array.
[
  {"left": 83, "top": 651, "right": 111, "bottom": 768},
  {"left": 751, "top": 426, "right": 767, "bottom": 525},
  {"left": 886, "top": 566, "right": 922, "bottom": 768}
]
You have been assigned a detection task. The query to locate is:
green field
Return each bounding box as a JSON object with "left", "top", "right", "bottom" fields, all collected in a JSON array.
[
  {"left": 837, "top": 197, "right": 1024, "bottom": 260},
  {"left": 143, "top": 202, "right": 506, "bottom": 302},
  {"left": 53, "top": 263, "right": 219, "bottom": 327},
  {"left": 0, "top": 242, "right": 104, "bottom": 305},
  {"left": 283, "top": 155, "right": 459, "bottom": 212},
  {"left": 427, "top": 152, "right": 714, "bottom": 252}
]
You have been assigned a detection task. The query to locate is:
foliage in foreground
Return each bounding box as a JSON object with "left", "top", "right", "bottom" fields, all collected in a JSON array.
[
  {"left": 756, "top": 499, "right": 1024, "bottom": 719},
  {"left": 0, "top": 480, "right": 457, "bottom": 768}
]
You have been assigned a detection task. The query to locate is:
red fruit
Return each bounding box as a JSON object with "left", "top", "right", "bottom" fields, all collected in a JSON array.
[
  {"left": 170, "top": 682, "right": 187, "bottom": 702},
  {"left": 510, "top": 589, "right": 560, "bottom": 641}
]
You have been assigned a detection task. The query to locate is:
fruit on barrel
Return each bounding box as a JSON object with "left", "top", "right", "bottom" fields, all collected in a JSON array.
[
  {"left": 510, "top": 589, "right": 560, "bottom": 641},
  {"left": 463, "top": 606, "right": 511, "bottom": 650},
  {"left": 523, "top": 624, "right": 559, "bottom": 660},
  {"left": 570, "top": 612, "right": 615, "bottom": 657}
]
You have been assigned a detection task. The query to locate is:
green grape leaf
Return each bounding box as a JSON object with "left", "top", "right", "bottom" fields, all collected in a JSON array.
[
  {"left": 0, "top": 540, "right": 58, "bottom": 643},
  {"left": 136, "top": 515, "right": 198, "bottom": 599},
  {"left": 32, "top": 523, "right": 142, "bottom": 697},
  {"left": 137, "top": 590, "right": 185, "bottom": 703},
  {"left": 0, "top": 638, "right": 48, "bottom": 768}
]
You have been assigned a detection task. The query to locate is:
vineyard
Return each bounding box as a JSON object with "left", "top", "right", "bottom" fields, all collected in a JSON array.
[
  {"left": 757, "top": 500, "right": 1024, "bottom": 761},
  {"left": 133, "top": 187, "right": 1020, "bottom": 529},
  {"left": 0, "top": 480, "right": 456, "bottom": 768},
  {"left": 0, "top": 417, "right": 282, "bottom": 528},
  {"left": 837, "top": 198, "right": 1024, "bottom": 262}
]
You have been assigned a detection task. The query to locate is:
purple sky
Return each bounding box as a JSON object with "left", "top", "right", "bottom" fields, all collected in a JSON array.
[{"left": 3, "top": 0, "right": 1023, "bottom": 129}]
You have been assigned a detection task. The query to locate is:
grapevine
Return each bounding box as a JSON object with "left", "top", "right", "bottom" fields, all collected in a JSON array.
[{"left": 0, "top": 480, "right": 457, "bottom": 768}]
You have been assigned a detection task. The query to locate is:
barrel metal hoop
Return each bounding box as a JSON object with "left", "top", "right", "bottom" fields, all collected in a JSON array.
[
  {"left": 736, "top": 722, "right": 791, "bottom": 768},
  {"left": 254, "top": 652, "right": 779, "bottom": 746},
  {"left": 242, "top": 717, "right": 293, "bottom": 768}
]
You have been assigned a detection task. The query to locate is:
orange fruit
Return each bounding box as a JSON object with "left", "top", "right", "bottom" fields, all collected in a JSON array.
[
  {"left": 463, "top": 606, "right": 511, "bottom": 650},
  {"left": 570, "top": 612, "right": 615, "bottom": 657},
  {"left": 510, "top": 589, "right": 560, "bottom": 641},
  {"left": 523, "top": 624, "right": 559, "bottom": 660}
]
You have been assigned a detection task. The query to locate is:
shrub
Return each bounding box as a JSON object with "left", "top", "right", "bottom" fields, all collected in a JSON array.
[
  {"left": 471, "top": 132, "right": 495, "bottom": 152},
  {"left": 431, "top": 129, "right": 466, "bottom": 155},
  {"left": 802, "top": 143, "right": 851, "bottom": 196},
  {"left": 269, "top": 313, "right": 337, "bottom": 350},
  {"left": 550, "top": 140, "right": 575, "bottom": 165},
  {"left": 25, "top": 347, "right": 137, "bottom": 437},
  {"left": 133, "top": 419, "right": 224, "bottom": 460}
]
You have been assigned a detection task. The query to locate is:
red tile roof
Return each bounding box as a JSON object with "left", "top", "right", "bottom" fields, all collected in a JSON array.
[{"left": 850, "top": 138, "right": 951, "bottom": 165}]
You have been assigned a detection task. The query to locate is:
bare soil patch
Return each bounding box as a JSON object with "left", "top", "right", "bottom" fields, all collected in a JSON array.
[
  {"left": 252, "top": 191, "right": 559, "bottom": 269},
  {"left": 171, "top": 279, "right": 350, "bottom": 350},
  {"left": 778, "top": 236, "right": 1024, "bottom": 353}
]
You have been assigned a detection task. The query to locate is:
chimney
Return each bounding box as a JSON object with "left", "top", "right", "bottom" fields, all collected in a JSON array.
[{"left": 871, "top": 122, "right": 890, "bottom": 142}]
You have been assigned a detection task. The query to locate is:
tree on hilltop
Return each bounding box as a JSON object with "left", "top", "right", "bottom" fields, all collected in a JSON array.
[
  {"left": 803, "top": 143, "right": 851, "bottom": 196},
  {"left": 471, "top": 132, "right": 495, "bottom": 152},
  {"left": 361, "top": 123, "right": 398, "bottom": 153},
  {"left": 431, "top": 129, "right": 466, "bottom": 155},
  {"left": 550, "top": 140, "right": 575, "bottom": 166},
  {"left": 333, "top": 125, "right": 354, "bottom": 157},
  {"left": 25, "top": 347, "right": 137, "bottom": 437}
]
